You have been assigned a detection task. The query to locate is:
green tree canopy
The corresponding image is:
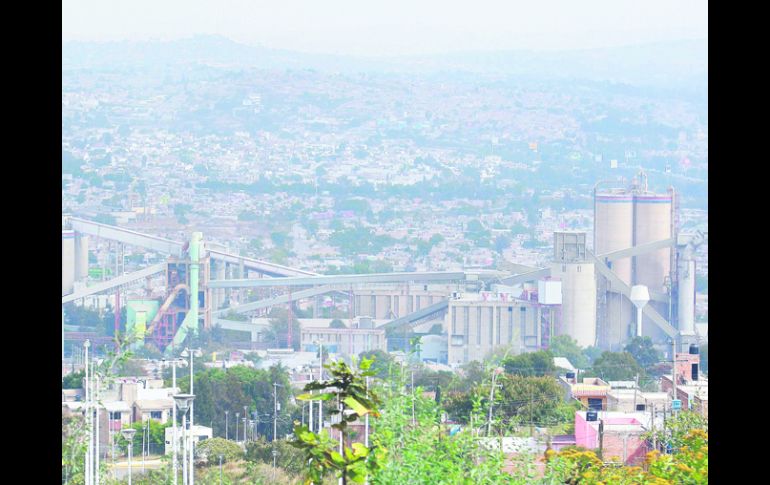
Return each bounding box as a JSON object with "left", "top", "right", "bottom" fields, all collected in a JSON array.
[
  {"left": 195, "top": 437, "right": 244, "bottom": 464},
  {"left": 623, "top": 336, "right": 662, "bottom": 371},
  {"left": 548, "top": 335, "right": 588, "bottom": 369},
  {"left": 588, "top": 351, "right": 644, "bottom": 381},
  {"left": 62, "top": 370, "right": 85, "bottom": 389},
  {"left": 502, "top": 350, "right": 556, "bottom": 376}
]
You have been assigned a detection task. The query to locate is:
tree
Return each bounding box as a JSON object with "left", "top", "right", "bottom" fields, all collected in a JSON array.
[
  {"left": 582, "top": 346, "right": 604, "bottom": 365},
  {"left": 330, "top": 318, "right": 347, "bottom": 329},
  {"left": 358, "top": 349, "right": 395, "bottom": 379},
  {"left": 292, "top": 358, "right": 386, "bottom": 484},
  {"left": 115, "top": 358, "right": 147, "bottom": 377},
  {"left": 502, "top": 350, "right": 556, "bottom": 376},
  {"left": 116, "top": 420, "right": 171, "bottom": 455},
  {"left": 496, "top": 375, "right": 576, "bottom": 430},
  {"left": 588, "top": 351, "right": 644, "bottom": 381},
  {"left": 186, "top": 364, "right": 294, "bottom": 441},
  {"left": 623, "top": 336, "right": 661, "bottom": 370},
  {"left": 62, "top": 370, "right": 85, "bottom": 389},
  {"left": 245, "top": 437, "right": 306, "bottom": 476},
  {"left": 263, "top": 307, "right": 301, "bottom": 350},
  {"left": 700, "top": 343, "right": 708, "bottom": 374},
  {"left": 548, "top": 335, "right": 588, "bottom": 369},
  {"left": 195, "top": 437, "right": 244, "bottom": 464}
]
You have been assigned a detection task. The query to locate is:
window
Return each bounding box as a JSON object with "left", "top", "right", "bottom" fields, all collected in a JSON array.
[
  {"left": 150, "top": 411, "right": 163, "bottom": 420},
  {"left": 112, "top": 412, "right": 121, "bottom": 420},
  {"left": 635, "top": 404, "right": 646, "bottom": 411},
  {"left": 587, "top": 398, "right": 603, "bottom": 411},
  {"left": 476, "top": 307, "right": 482, "bottom": 345}
]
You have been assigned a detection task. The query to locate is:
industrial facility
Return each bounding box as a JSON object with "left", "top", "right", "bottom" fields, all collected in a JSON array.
[{"left": 61, "top": 171, "right": 706, "bottom": 364}]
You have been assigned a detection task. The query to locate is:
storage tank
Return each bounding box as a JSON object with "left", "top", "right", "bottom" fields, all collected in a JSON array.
[
  {"left": 594, "top": 190, "right": 633, "bottom": 285},
  {"left": 62, "top": 230, "right": 75, "bottom": 295},
  {"left": 551, "top": 261, "right": 597, "bottom": 347},
  {"left": 74, "top": 234, "right": 89, "bottom": 281},
  {"left": 633, "top": 193, "right": 672, "bottom": 293}
]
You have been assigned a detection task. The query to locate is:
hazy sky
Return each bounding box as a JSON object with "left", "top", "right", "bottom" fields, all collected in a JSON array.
[{"left": 63, "top": 0, "right": 708, "bottom": 56}]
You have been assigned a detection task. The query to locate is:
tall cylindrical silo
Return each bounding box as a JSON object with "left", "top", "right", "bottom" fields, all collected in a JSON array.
[
  {"left": 74, "top": 234, "right": 89, "bottom": 281},
  {"left": 594, "top": 191, "right": 634, "bottom": 285},
  {"left": 552, "top": 261, "right": 597, "bottom": 347},
  {"left": 633, "top": 194, "right": 672, "bottom": 293},
  {"left": 62, "top": 230, "right": 75, "bottom": 296}
]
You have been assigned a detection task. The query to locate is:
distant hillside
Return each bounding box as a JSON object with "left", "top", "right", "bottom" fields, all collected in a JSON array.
[{"left": 63, "top": 35, "right": 706, "bottom": 90}]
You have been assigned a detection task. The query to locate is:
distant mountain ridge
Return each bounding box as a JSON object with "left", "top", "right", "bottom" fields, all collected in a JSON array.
[{"left": 63, "top": 34, "right": 707, "bottom": 89}]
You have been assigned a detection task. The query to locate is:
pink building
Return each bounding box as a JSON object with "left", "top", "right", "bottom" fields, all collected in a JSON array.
[{"left": 575, "top": 411, "right": 650, "bottom": 465}]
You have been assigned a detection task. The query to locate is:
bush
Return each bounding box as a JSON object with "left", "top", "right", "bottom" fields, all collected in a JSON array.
[
  {"left": 245, "top": 438, "right": 306, "bottom": 476},
  {"left": 195, "top": 437, "right": 244, "bottom": 465}
]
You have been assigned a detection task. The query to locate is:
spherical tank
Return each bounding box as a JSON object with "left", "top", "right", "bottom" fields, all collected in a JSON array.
[
  {"left": 594, "top": 192, "right": 633, "bottom": 285},
  {"left": 633, "top": 194, "right": 672, "bottom": 292},
  {"left": 554, "top": 262, "right": 597, "bottom": 348}
]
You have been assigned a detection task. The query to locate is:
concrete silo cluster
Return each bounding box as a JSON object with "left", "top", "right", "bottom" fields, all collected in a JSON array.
[{"left": 593, "top": 172, "right": 677, "bottom": 349}]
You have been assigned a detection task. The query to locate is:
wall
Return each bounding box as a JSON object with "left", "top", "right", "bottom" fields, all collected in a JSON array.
[{"left": 446, "top": 298, "right": 539, "bottom": 364}]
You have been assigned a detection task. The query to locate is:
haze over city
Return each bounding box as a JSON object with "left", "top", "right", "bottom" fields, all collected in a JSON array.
[{"left": 62, "top": 2, "right": 708, "bottom": 484}]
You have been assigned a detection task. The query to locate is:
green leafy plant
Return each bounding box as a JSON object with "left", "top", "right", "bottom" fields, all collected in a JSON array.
[{"left": 291, "top": 357, "right": 386, "bottom": 484}]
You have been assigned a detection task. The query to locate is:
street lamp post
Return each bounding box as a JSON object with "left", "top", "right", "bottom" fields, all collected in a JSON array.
[
  {"left": 174, "top": 394, "right": 195, "bottom": 485},
  {"left": 273, "top": 382, "right": 284, "bottom": 476},
  {"left": 84, "top": 340, "right": 91, "bottom": 485},
  {"left": 95, "top": 371, "right": 100, "bottom": 485},
  {"left": 313, "top": 341, "right": 324, "bottom": 433},
  {"left": 225, "top": 410, "right": 229, "bottom": 440},
  {"left": 121, "top": 428, "right": 137, "bottom": 485},
  {"left": 218, "top": 455, "right": 223, "bottom": 485},
  {"left": 235, "top": 413, "right": 240, "bottom": 443},
  {"left": 181, "top": 348, "right": 202, "bottom": 485},
  {"left": 243, "top": 406, "right": 248, "bottom": 442},
  {"left": 165, "top": 358, "right": 187, "bottom": 485}
]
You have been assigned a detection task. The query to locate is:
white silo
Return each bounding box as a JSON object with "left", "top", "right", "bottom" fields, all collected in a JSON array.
[
  {"left": 62, "top": 230, "right": 75, "bottom": 296},
  {"left": 594, "top": 190, "right": 634, "bottom": 285},
  {"left": 551, "top": 232, "right": 597, "bottom": 348},
  {"left": 594, "top": 186, "right": 634, "bottom": 349},
  {"left": 74, "top": 234, "right": 90, "bottom": 281},
  {"left": 633, "top": 192, "right": 673, "bottom": 293}
]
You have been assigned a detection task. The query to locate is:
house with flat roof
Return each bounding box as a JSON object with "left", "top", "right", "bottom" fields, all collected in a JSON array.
[{"left": 559, "top": 376, "right": 611, "bottom": 410}]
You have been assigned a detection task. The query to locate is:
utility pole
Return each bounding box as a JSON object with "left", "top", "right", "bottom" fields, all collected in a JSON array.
[
  {"left": 651, "top": 403, "right": 656, "bottom": 451},
  {"left": 273, "top": 383, "right": 279, "bottom": 442},
  {"left": 671, "top": 339, "right": 678, "bottom": 408},
  {"left": 529, "top": 386, "right": 534, "bottom": 437},
  {"left": 633, "top": 374, "right": 639, "bottom": 411},
  {"left": 598, "top": 419, "right": 604, "bottom": 461}
]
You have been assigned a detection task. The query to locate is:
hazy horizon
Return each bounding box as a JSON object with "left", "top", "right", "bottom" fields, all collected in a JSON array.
[{"left": 63, "top": 0, "right": 707, "bottom": 57}]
